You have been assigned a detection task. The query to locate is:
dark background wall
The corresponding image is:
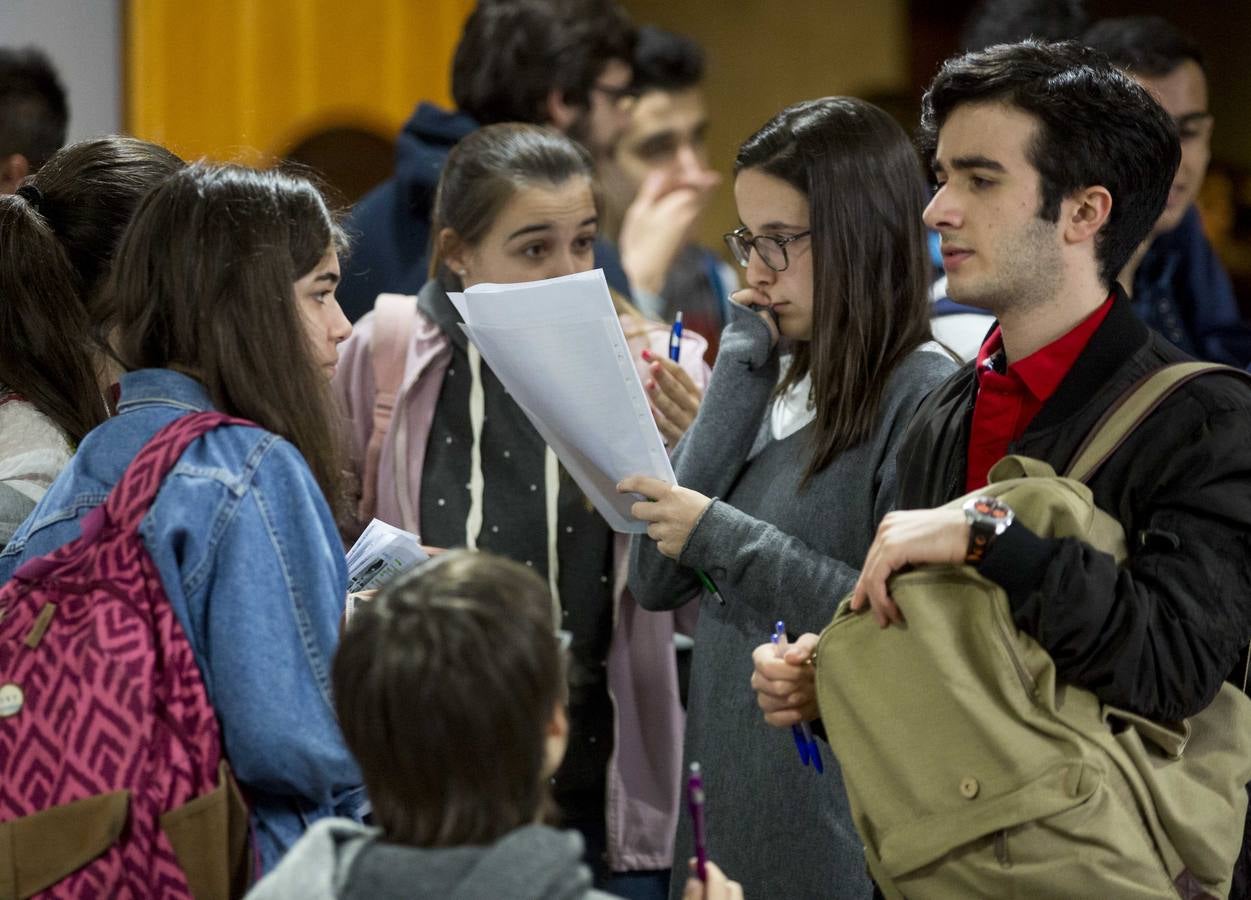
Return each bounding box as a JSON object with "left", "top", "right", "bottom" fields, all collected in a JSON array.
[{"left": 623, "top": 0, "right": 1251, "bottom": 251}]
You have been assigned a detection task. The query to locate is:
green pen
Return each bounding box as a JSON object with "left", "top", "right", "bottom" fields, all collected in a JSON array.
[{"left": 695, "top": 569, "right": 725, "bottom": 605}]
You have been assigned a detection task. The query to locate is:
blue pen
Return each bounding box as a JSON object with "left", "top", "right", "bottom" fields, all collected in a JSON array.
[
  {"left": 668, "top": 310, "right": 683, "bottom": 362},
  {"left": 773, "top": 620, "right": 823, "bottom": 773}
]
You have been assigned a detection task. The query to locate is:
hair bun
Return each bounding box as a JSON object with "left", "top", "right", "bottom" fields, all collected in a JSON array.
[{"left": 15, "top": 182, "right": 44, "bottom": 210}]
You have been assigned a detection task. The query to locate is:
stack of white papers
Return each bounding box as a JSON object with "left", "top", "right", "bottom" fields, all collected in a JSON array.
[
  {"left": 346, "top": 518, "right": 429, "bottom": 592},
  {"left": 447, "top": 270, "right": 675, "bottom": 533}
]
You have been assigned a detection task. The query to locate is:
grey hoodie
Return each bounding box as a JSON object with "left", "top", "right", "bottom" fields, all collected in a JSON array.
[{"left": 245, "top": 818, "right": 621, "bottom": 900}]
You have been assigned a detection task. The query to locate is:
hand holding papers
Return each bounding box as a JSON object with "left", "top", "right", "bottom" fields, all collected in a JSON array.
[
  {"left": 346, "top": 518, "right": 429, "bottom": 593},
  {"left": 447, "top": 270, "right": 675, "bottom": 532}
]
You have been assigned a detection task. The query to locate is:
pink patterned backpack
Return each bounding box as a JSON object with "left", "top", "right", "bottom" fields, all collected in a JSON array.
[{"left": 0, "top": 412, "right": 254, "bottom": 899}]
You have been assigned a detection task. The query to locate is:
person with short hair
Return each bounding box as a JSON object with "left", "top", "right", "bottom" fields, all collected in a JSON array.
[
  {"left": 752, "top": 39, "right": 1251, "bottom": 896},
  {"left": 601, "top": 26, "right": 734, "bottom": 361},
  {"left": 928, "top": 0, "right": 1091, "bottom": 362},
  {"left": 247, "top": 550, "right": 744, "bottom": 900},
  {"left": 0, "top": 45, "right": 67, "bottom": 194},
  {"left": 336, "top": 0, "right": 637, "bottom": 321},
  {"left": 1085, "top": 15, "right": 1251, "bottom": 367}
]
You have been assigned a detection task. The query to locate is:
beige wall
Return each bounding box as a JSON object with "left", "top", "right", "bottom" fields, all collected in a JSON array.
[{"left": 622, "top": 0, "right": 911, "bottom": 251}]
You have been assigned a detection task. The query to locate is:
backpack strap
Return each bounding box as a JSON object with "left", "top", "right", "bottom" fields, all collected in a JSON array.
[
  {"left": 103, "top": 411, "right": 253, "bottom": 533},
  {"left": 1064, "top": 362, "right": 1251, "bottom": 484},
  {"left": 359, "top": 293, "right": 418, "bottom": 523}
]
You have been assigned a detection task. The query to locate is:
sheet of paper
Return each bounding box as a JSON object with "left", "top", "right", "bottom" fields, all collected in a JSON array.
[
  {"left": 449, "top": 269, "right": 675, "bottom": 532},
  {"left": 346, "top": 518, "right": 429, "bottom": 591}
]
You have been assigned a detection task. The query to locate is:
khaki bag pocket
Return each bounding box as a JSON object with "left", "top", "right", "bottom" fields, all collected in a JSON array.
[
  {"left": 159, "top": 760, "right": 252, "bottom": 900},
  {"left": 0, "top": 790, "right": 129, "bottom": 900}
]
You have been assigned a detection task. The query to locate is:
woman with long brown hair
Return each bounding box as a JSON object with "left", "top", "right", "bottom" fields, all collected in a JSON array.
[
  {"left": 621, "top": 97, "right": 958, "bottom": 898},
  {"left": 0, "top": 163, "right": 361, "bottom": 873},
  {"left": 0, "top": 136, "right": 182, "bottom": 543}
]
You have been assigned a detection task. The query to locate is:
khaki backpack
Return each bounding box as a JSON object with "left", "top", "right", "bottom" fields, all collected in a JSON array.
[{"left": 816, "top": 362, "right": 1251, "bottom": 900}]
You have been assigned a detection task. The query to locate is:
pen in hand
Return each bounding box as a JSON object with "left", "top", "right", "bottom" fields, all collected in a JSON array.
[
  {"left": 773, "top": 620, "right": 823, "bottom": 773},
  {"left": 668, "top": 310, "right": 684, "bottom": 363}
]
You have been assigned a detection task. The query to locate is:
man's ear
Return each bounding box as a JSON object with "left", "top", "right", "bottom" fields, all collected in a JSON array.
[
  {"left": 1063, "top": 185, "right": 1113, "bottom": 246},
  {"left": 0, "top": 153, "right": 31, "bottom": 196},
  {"left": 545, "top": 88, "right": 578, "bottom": 133}
]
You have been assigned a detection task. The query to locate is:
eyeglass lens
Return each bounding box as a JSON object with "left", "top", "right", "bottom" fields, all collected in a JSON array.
[{"left": 725, "top": 232, "right": 787, "bottom": 271}]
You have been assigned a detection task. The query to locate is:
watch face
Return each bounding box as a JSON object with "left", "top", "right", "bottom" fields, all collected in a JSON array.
[{"left": 970, "top": 497, "right": 1010, "bottom": 523}]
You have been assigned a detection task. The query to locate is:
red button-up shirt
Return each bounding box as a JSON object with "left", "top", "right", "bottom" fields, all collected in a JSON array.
[{"left": 965, "top": 294, "right": 1115, "bottom": 492}]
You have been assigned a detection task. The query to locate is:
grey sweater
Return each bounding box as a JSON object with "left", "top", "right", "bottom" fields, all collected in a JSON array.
[
  {"left": 629, "top": 306, "right": 956, "bottom": 900},
  {"left": 245, "top": 818, "right": 619, "bottom": 900}
]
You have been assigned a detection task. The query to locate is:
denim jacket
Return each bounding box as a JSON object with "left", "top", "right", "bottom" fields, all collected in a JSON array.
[{"left": 0, "top": 369, "right": 364, "bottom": 872}]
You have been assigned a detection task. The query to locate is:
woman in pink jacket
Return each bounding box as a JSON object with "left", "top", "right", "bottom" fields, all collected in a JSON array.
[{"left": 333, "top": 123, "right": 709, "bottom": 898}]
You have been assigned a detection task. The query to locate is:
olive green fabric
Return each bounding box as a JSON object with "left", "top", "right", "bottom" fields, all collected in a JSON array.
[
  {"left": 0, "top": 791, "right": 128, "bottom": 900},
  {"left": 160, "top": 760, "right": 253, "bottom": 900},
  {"left": 816, "top": 363, "right": 1251, "bottom": 899}
]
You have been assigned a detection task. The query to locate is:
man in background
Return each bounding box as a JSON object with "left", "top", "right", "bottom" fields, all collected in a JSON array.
[
  {"left": 1086, "top": 15, "right": 1251, "bottom": 367},
  {"left": 337, "top": 0, "right": 636, "bottom": 322},
  {"left": 0, "top": 46, "right": 67, "bottom": 194},
  {"left": 600, "top": 26, "right": 733, "bottom": 360}
]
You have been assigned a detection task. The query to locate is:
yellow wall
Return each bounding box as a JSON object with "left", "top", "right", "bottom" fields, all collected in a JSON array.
[
  {"left": 125, "top": 0, "right": 474, "bottom": 164},
  {"left": 126, "top": 0, "right": 910, "bottom": 244}
]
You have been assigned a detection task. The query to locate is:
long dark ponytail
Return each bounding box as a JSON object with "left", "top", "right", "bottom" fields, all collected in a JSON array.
[{"left": 0, "top": 136, "right": 184, "bottom": 443}]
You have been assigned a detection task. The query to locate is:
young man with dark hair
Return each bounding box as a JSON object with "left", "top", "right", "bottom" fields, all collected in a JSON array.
[
  {"left": 600, "top": 26, "right": 733, "bottom": 361},
  {"left": 337, "top": 0, "right": 636, "bottom": 321},
  {"left": 850, "top": 39, "right": 1251, "bottom": 892},
  {"left": 1085, "top": 15, "right": 1251, "bottom": 367},
  {"left": 0, "top": 46, "right": 68, "bottom": 194},
  {"left": 753, "top": 39, "right": 1251, "bottom": 895}
]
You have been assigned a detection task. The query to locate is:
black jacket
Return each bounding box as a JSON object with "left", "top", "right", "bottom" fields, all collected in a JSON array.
[{"left": 895, "top": 287, "right": 1251, "bottom": 722}]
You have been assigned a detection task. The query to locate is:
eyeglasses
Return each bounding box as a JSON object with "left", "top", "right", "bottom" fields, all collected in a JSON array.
[
  {"left": 723, "top": 226, "right": 811, "bottom": 272},
  {"left": 590, "top": 81, "right": 638, "bottom": 107}
]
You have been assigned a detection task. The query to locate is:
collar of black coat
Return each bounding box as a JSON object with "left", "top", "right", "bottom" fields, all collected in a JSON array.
[{"left": 1001, "top": 283, "right": 1149, "bottom": 435}]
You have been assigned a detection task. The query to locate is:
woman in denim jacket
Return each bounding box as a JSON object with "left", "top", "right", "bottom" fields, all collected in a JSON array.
[{"left": 0, "top": 164, "right": 360, "bottom": 872}]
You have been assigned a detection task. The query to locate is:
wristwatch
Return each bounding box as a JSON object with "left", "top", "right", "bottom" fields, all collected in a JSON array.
[{"left": 962, "top": 496, "right": 1014, "bottom": 565}]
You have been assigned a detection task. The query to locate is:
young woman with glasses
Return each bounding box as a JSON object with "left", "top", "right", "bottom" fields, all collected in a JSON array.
[{"left": 619, "top": 97, "right": 958, "bottom": 899}]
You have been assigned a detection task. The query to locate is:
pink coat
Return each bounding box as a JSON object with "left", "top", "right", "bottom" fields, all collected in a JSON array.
[{"left": 333, "top": 301, "right": 710, "bottom": 871}]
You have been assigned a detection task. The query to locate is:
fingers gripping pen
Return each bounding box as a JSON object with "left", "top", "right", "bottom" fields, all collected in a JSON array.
[{"left": 773, "top": 620, "right": 823, "bottom": 773}]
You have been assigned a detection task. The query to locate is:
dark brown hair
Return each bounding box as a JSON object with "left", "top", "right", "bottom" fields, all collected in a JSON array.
[
  {"left": 333, "top": 550, "right": 565, "bottom": 847},
  {"left": 106, "top": 163, "right": 346, "bottom": 508},
  {"left": 451, "top": 0, "right": 634, "bottom": 126},
  {"left": 919, "top": 41, "right": 1179, "bottom": 287},
  {"left": 429, "top": 122, "right": 596, "bottom": 287},
  {"left": 735, "top": 98, "right": 934, "bottom": 484},
  {"left": 0, "top": 136, "right": 183, "bottom": 443}
]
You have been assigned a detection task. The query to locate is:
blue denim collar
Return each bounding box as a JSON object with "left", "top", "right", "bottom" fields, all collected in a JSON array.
[{"left": 116, "top": 368, "right": 215, "bottom": 414}]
